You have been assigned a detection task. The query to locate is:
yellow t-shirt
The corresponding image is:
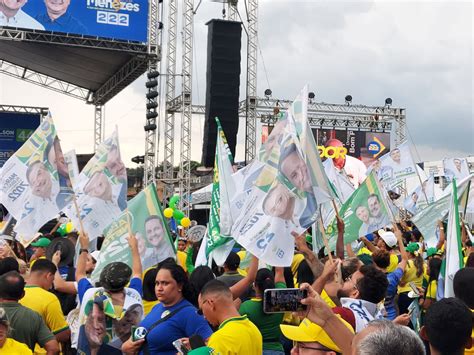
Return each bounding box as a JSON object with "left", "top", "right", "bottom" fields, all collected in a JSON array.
[
  {"left": 143, "top": 300, "right": 160, "bottom": 316},
  {"left": 398, "top": 259, "right": 426, "bottom": 293},
  {"left": 208, "top": 315, "right": 262, "bottom": 355},
  {"left": 176, "top": 250, "right": 187, "bottom": 272},
  {"left": 0, "top": 338, "right": 32, "bottom": 355},
  {"left": 425, "top": 280, "right": 437, "bottom": 300},
  {"left": 386, "top": 253, "right": 400, "bottom": 273}
]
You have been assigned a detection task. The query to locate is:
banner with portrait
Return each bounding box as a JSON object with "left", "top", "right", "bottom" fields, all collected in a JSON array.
[
  {"left": 232, "top": 88, "right": 332, "bottom": 266},
  {"left": 443, "top": 157, "right": 470, "bottom": 183},
  {"left": 371, "top": 142, "right": 417, "bottom": 189},
  {"left": 403, "top": 175, "right": 435, "bottom": 215},
  {"left": 64, "top": 149, "right": 80, "bottom": 187},
  {"left": 0, "top": 115, "right": 73, "bottom": 242},
  {"left": 91, "top": 183, "right": 175, "bottom": 283},
  {"left": 65, "top": 128, "right": 127, "bottom": 241},
  {"left": 325, "top": 171, "right": 393, "bottom": 251}
]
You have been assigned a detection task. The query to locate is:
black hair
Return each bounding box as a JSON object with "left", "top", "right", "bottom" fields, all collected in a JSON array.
[
  {"left": 200, "top": 279, "right": 231, "bottom": 298},
  {"left": 189, "top": 265, "right": 215, "bottom": 307},
  {"left": 296, "top": 260, "right": 315, "bottom": 285},
  {"left": 0, "top": 271, "right": 25, "bottom": 300},
  {"left": 0, "top": 257, "right": 19, "bottom": 276},
  {"left": 283, "top": 267, "right": 295, "bottom": 289},
  {"left": 453, "top": 268, "right": 474, "bottom": 309},
  {"left": 424, "top": 298, "right": 472, "bottom": 354},
  {"left": 224, "top": 252, "right": 240, "bottom": 271},
  {"left": 356, "top": 265, "right": 388, "bottom": 304},
  {"left": 31, "top": 258, "right": 57, "bottom": 275},
  {"left": 142, "top": 267, "right": 158, "bottom": 302},
  {"left": 412, "top": 229, "right": 422, "bottom": 242},
  {"left": 372, "top": 250, "right": 391, "bottom": 270},
  {"left": 255, "top": 268, "right": 275, "bottom": 294},
  {"left": 158, "top": 262, "right": 193, "bottom": 303},
  {"left": 341, "top": 257, "right": 361, "bottom": 281},
  {"left": 466, "top": 253, "right": 474, "bottom": 268}
]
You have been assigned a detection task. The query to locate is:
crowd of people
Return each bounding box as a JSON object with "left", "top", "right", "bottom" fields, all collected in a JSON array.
[{"left": 0, "top": 211, "right": 472, "bottom": 355}]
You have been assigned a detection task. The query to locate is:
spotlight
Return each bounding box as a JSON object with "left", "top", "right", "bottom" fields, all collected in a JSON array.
[
  {"left": 308, "top": 92, "right": 315, "bottom": 100},
  {"left": 144, "top": 123, "right": 157, "bottom": 131},
  {"left": 385, "top": 97, "right": 392, "bottom": 106},
  {"left": 345, "top": 95, "right": 352, "bottom": 104},
  {"left": 264, "top": 89, "right": 272, "bottom": 98},
  {"left": 147, "top": 71, "right": 160, "bottom": 79}
]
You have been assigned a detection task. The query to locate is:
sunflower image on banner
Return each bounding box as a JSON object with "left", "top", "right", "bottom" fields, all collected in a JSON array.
[{"left": 0, "top": 114, "right": 73, "bottom": 242}]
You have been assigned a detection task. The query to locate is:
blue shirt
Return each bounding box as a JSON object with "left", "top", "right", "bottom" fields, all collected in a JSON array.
[
  {"left": 77, "top": 277, "right": 143, "bottom": 304},
  {"left": 35, "top": 11, "right": 86, "bottom": 34},
  {"left": 139, "top": 299, "right": 213, "bottom": 355},
  {"left": 384, "top": 267, "right": 404, "bottom": 320}
]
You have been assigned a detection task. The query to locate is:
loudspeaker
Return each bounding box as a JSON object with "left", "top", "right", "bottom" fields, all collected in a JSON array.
[{"left": 201, "top": 19, "right": 242, "bottom": 167}]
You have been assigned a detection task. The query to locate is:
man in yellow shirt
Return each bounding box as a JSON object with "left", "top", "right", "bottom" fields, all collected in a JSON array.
[
  {"left": 199, "top": 279, "right": 262, "bottom": 354},
  {"left": 19, "top": 259, "right": 70, "bottom": 349}
]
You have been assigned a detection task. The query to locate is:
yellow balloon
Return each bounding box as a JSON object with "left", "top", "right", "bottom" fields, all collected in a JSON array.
[
  {"left": 180, "top": 217, "right": 191, "bottom": 228},
  {"left": 163, "top": 208, "right": 174, "bottom": 219},
  {"left": 66, "top": 222, "right": 73, "bottom": 233}
]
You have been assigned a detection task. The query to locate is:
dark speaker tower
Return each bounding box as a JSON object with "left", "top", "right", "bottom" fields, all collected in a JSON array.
[{"left": 201, "top": 19, "right": 242, "bottom": 167}]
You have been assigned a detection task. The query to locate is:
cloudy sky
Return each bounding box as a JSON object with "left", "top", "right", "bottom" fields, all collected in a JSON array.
[{"left": 0, "top": 0, "right": 472, "bottom": 167}]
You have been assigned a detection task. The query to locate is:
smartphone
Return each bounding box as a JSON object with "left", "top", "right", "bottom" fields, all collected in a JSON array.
[
  {"left": 263, "top": 288, "right": 308, "bottom": 314},
  {"left": 131, "top": 326, "right": 147, "bottom": 341},
  {"left": 408, "top": 282, "right": 420, "bottom": 296},
  {"left": 172, "top": 339, "right": 189, "bottom": 355}
]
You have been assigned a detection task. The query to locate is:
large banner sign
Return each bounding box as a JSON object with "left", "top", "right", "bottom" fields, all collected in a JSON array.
[
  {"left": 66, "top": 129, "right": 127, "bottom": 241},
  {"left": 91, "top": 183, "right": 175, "bottom": 282},
  {"left": 0, "top": 113, "right": 41, "bottom": 168},
  {"left": 443, "top": 158, "right": 470, "bottom": 183},
  {"left": 326, "top": 172, "right": 393, "bottom": 250},
  {"left": 0, "top": 115, "right": 73, "bottom": 242},
  {"left": 1, "top": 0, "right": 148, "bottom": 42}
]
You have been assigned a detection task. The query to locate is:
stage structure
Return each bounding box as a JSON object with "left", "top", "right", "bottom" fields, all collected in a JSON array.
[{"left": 0, "top": 0, "right": 162, "bottom": 185}]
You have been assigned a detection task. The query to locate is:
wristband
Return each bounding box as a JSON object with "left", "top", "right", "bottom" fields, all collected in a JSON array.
[{"left": 80, "top": 249, "right": 89, "bottom": 254}]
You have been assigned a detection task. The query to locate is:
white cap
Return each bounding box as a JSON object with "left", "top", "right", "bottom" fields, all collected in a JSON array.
[
  {"left": 90, "top": 250, "right": 100, "bottom": 262},
  {"left": 379, "top": 230, "right": 397, "bottom": 248}
]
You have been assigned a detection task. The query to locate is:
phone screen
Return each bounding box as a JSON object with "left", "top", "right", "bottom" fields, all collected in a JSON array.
[
  {"left": 409, "top": 282, "right": 420, "bottom": 296},
  {"left": 172, "top": 340, "right": 189, "bottom": 355},
  {"left": 263, "top": 288, "right": 308, "bottom": 313}
]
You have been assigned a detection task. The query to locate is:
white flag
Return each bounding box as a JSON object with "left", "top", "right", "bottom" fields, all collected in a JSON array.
[
  {"left": 376, "top": 142, "right": 417, "bottom": 189},
  {"left": 443, "top": 157, "right": 470, "bottom": 183}
]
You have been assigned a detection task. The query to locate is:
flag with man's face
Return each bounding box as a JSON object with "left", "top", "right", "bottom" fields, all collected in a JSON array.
[
  {"left": 65, "top": 127, "right": 127, "bottom": 241},
  {"left": 375, "top": 142, "right": 418, "bottom": 190},
  {"left": 0, "top": 114, "right": 73, "bottom": 243}
]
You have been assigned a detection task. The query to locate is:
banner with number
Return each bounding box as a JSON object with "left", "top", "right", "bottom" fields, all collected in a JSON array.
[
  {"left": 65, "top": 128, "right": 127, "bottom": 241},
  {"left": 326, "top": 171, "right": 393, "bottom": 251},
  {"left": 0, "top": 115, "right": 73, "bottom": 242},
  {"left": 91, "top": 183, "right": 175, "bottom": 282},
  {"left": 443, "top": 157, "right": 470, "bottom": 183}
]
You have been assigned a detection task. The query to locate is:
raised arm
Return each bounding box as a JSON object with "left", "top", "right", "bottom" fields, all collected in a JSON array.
[
  {"left": 292, "top": 231, "right": 324, "bottom": 279},
  {"left": 436, "top": 220, "right": 445, "bottom": 250},
  {"left": 230, "top": 255, "right": 258, "bottom": 299},
  {"left": 359, "top": 235, "right": 378, "bottom": 253},
  {"left": 335, "top": 215, "right": 345, "bottom": 260},
  {"left": 274, "top": 266, "right": 285, "bottom": 285},
  {"left": 313, "top": 258, "right": 339, "bottom": 294},
  {"left": 52, "top": 251, "right": 77, "bottom": 295},
  {"left": 393, "top": 223, "right": 408, "bottom": 271},
  {"left": 75, "top": 232, "right": 89, "bottom": 282},
  {"left": 127, "top": 234, "right": 142, "bottom": 278}
]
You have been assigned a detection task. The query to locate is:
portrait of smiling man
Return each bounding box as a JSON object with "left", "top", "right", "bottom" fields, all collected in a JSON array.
[
  {"left": 35, "top": 0, "right": 86, "bottom": 34},
  {"left": 0, "top": 0, "right": 44, "bottom": 29}
]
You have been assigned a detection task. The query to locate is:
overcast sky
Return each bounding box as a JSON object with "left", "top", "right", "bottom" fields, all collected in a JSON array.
[{"left": 0, "top": 0, "right": 472, "bottom": 167}]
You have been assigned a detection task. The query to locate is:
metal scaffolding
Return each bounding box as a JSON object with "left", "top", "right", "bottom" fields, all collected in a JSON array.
[
  {"left": 94, "top": 105, "right": 104, "bottom": 151},
  {"left": 178, "top": 0, "right": 194, "bottom": 213}
]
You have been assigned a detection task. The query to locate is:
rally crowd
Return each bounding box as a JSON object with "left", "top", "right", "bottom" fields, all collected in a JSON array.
[{"left": 0, "top": 212, "right": 472, "bottom": 355}]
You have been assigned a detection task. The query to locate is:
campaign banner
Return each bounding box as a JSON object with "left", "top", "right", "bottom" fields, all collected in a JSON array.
[
  {"left": 64, "top": 150, "right": 80, "bottom": 187},
  {"left": 371, "top": 142, "right": 417, "bottom": 188},
  {"left": 325, "top": 172, "right": 393, "bottom": 251},
  {"left": 232, "top": 88, "right": 330, "bottom": 266},
  {"left": 1, "top": 0, "right": 148, "bottom": 42},
  {"left": 443, "top": 158, "right": 470, "bottom": 183},
  {"left": 403, "top": 175, "right": 435, "bottom": 215},
  {"left": 91, "top": 183, "right": 175, "bottom": 282},
  {"left": 65, "top": 128, "right": 127, "bottom": 241},
  {"left": 0, "top": 112, "right": 41, "bottom": 168},
  {"left": 0, "top": 115, "right": 73, "bottom": 242}
]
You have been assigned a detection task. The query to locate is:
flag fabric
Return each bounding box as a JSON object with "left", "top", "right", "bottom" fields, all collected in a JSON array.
[
  {"left": 374, "top": 141, "right": 417, "bottom": 189},
  {"left": 63, "top": 149, "right": 80, "bottom": 187},
  {"left": 323, "top": 158, "right": 355, "bottom": 204},
  {"left": 443, "top": 157, "right": 470, "bottom": 183},
  {"left": 0, "top": 115, "right": 73, "bottom": 242},
  {"left": 412, "top": 175, "right": 472, "bottom": 248},
  {"left": 65, "top": 128, "right": 127, "bottom": 241},
  {"left": 403, "top": 174, "right": 435, "bottom": 215},
  {"left": 91, "top": 183, "right": 175, "bottom": 282},
  {"left": 231, "top": 88, "right": 331, "bottom": 266},
  {"left": 205, "top": 118, "right": 237, "bottom": 265},
  {"left": 437, "top": 179, "right": 464, "bottom": 299},
  {"left": 325, "top": 171, "right": 393, "bottom": 251}
]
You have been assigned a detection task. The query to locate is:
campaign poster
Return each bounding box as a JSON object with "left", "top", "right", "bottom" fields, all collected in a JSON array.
[
  {"left": 0, "top": 112, "right": 41, "bottom": 168},
  {"left": 91, "top": 183, "right": 175, "bottom": 283},
  {"left": 1, "top": 0, "right": 148, "bottom": 42},
  {"left": 443, "top": 158, "right": 470, "bottom": 183}
]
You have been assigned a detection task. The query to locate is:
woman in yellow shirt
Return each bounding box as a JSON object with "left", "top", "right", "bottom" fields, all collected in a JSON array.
[
  {"left": 419, "top": 258, "right": 442, "bottom": 326},
  {"left": 398, "top": 243, "right": 425, "bottom": 315}
]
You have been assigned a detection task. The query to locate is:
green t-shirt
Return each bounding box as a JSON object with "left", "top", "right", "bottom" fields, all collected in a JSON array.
[
  {"left": 238, "top": 282, "right": 285, "bottom": 351},
  {"left": 0, "top": 302, "right": 55, "bottom": 351}
]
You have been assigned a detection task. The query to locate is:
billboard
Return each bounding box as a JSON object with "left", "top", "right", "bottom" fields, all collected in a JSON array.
[
  {"left": 0, "top": 0, "right": 148, "bottom": 43},
  {"left": 0, "top": 112, "right": 41, "bottom": 168},
  {"left": 313, "top": 129, "right": 390, "bottom": 167}
]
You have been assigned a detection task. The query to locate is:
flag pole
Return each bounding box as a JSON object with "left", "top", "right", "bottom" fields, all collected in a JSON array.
[
  {"left": 318, "top": 213, "right": 333, "bottom": 263},
  {"left": 72, "top": 195, "right": 86, "bottom": 235},
  {"left": 415, "top": 166, "right": 430, "bottom": 206},
  {"left": 126, "top": 207, "right": 133, "bottom": 237}
]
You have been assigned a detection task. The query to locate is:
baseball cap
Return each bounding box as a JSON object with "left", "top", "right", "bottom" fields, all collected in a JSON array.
[
  {"left": 406, "top": 242, "right": 420, "bottom": 253},
  {"left": 188, "top": 347, "right": 214, "bottom": 355},
  {"left": 90, "top": 250, "right": 100, "bottom": 262},
  {"left": 425, "top": 247, "right": 438, "bottom": 258},
  {"left": 31, "top": 237, "right": 51, "bottom": 248},
  {"left": 280, "top": 315, "right": 354, "bottom": 353},
  {"left": 99, "top": 262, "right": 132, "bottom": 292},
  {"left": 378, "top": 230, "right": 397, "bottom": 248}
]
